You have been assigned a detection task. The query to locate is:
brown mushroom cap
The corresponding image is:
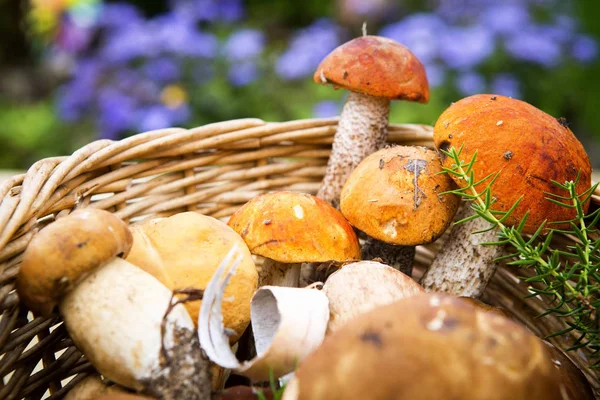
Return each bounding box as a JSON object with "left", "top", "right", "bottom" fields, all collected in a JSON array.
[
  {"left": 228, "top": 191, "right": 360, "bottom": 263},
  {"left": 544, "top": 341, "right": 595, "bottom": 400},
  {"left": 287, "top": 293, "right": 561, "bottom": 400},
  {"left": 313, "top": 35, "right": 429, "bottom": 102},
  {"left": 340, "top": 145, "right": 460, "bottom": 245},
  {"left": 433, "top": 94, "right": 591, "bottom": 234},
  {"left": 17, "top": 209, "right": 133, "bottom": 316},
  {"left": 125, "top": 212, "right": 258, "bottom": 342}
]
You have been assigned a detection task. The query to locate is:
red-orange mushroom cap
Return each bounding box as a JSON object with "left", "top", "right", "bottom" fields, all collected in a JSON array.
[
  {"left": 313, "top": 35, "right": 430, "bottom": 208},
  {"left": 313, "top": 35, "right": 430, "bottom": 102}
]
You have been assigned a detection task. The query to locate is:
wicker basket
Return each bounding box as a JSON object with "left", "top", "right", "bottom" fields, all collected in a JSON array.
[{"left": 0, "top": 117, "right": 598, "bottom": 399}]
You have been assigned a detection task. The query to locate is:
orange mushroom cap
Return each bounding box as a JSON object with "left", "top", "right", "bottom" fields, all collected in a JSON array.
[
  {"left": 433, "top": 94, "right": 592, "bottom": 234},
  {"left": 313, "top": 35, "right": 429, "bottom": 102},
  {"left": 228, "top": 191, "right": 360, "bottom": 263}
]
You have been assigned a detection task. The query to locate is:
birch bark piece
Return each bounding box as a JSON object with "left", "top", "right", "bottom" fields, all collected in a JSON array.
[
  {"left": 340, "top": 146, "right": 460, "bottom": 275},
  {"left": 312, "top": 35, "right": 429, "bottom": 208},
  {"left": 227, "top": 191, "right": 360, "bottom": 287},
  {"left": 199, "top": 246, "right": 330, "bottom": 381},
  {"left": 323, "top": 260, "right": 424, "bottom": 333},
  {"left": 423, "top": 94, "right": 592, "bottom": 297}
]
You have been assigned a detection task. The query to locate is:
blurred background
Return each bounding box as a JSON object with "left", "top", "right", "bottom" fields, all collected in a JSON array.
[{"left": 1, "top": 0, "right": 600, "bottom": 172}]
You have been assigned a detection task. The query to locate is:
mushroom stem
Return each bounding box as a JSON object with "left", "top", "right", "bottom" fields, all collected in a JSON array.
[
  {"left": 259, "top": 259, "right": 301, "bottom": 287},
  {"left": 317, "top": 92, "right": 390, "bottom": 208},
  {"left": 360, "top": 236, "right": 416, "bottom": 277},
  {"left": 60, "top": 258, "right": 212, "bottom": 398},
  {"left": 419, "top": 204, "right": 504, "bottom": 297}
]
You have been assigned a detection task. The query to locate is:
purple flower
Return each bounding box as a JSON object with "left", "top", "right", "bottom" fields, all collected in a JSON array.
[
  {"left": 379, "top": 13, "right": 446, "bottom": 64},
  {"left": 56, "top": 15, "right": 94, "bottom": 53},
  {"left": 56, "top": 58, "right": 101, "bottom": 120},
  {"left": 228, "top": 60, "right": 259, "bottom": 86},
  {"left": 435, "top": 0, "right": 496, "bottom": 24},
  {"left": 99, "top": 3, "right": 144, "bottom": 30},
  {"left": 276, "top": 19, "right": 341, "bottom": 80},
  {"left": 312, "top": 101, "right": 341, "bottom": 118},
  {"left": 100, "top": 24, "right": 159, "bottom": 64},
  {"left": 505, "top": 27, "right": 562, "bottom": 66},
  {"left": 456, "top": 71, "right": 486, "bottom": 95},
  {"left": 136, "top": 104, "right": 190, "bottom": 132},
  {"left": 169, "top": 0, "right": 244, "bottom": 23},
  {"left": 481, "top": 4, "right": 530, "bottom": 36},
  {"left": 97, "top": 88, "right": 137, "bottom": 139},
  {"left": 224, "top": 29, "right": 265, "bottom": 61},
  {"left": 572, "top": 34, "right": 598, "bottom": 63},
  {"left": 143, "top": 58, "right": 181, "bottom": 83},
  {"left": 153, "top": 14, "right": 218, "bottom": 58},
  {"left": 490, "top": 73, "right": 521, "bottom": 98},
  {"left": 439, "top": 25, "right": 495, "bottom": 70}
]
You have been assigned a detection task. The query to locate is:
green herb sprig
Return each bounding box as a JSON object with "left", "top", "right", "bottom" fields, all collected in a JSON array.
[{"left": 440, "top": 145, "right": 600, "bottom": 366}]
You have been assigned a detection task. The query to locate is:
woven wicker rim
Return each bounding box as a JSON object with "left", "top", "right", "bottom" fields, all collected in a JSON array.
[{"left": 0, "top": 117, "right": 598, "bottom": 399}]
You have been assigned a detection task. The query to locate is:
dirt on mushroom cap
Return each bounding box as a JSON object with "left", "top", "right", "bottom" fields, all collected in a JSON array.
[
  {"left": 433, "top": 94, "right": 591, "bottom": 234},
  {"left": 228, "top": 191, "right": 360, "bottom": 263},
  {"left": 313, "top": 35, "right": 429, "bottom": 102},
  {"left": 340, "top": 146, "right": 460, "bottom": 246},
  {"left": 289, "top": 293, "right": 561, "bottom": 400}
]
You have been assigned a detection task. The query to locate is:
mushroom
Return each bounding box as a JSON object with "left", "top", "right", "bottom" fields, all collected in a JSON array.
[
  {"left": 544, "top": 341, "right": 595, "bottom": 400},
  {"left": 16, "top": 209, "right": 211, "bottom": 399},
  {"left": 313, "top": 35, "right": 429, "bottom": 208},
  {"left": 64, "top": 375, "right": 130, "bottom": 400},
  {"left": 227, "top": 191, "right": 360, "bottom": 287},
  {"left": 322, "top": 260, "right": 424, "bottom": 333},
  {"left": 421, "top": 94, "right": 592, "bottom": 297},
  {"left": 283, "top": 293, "right": 562, "bottom": 400},
  {"left": 340, "top": 145, "right": 460, "bottom": 275},
  {"left": 125, "top": 211, "right": 258, "bottom": 344}
]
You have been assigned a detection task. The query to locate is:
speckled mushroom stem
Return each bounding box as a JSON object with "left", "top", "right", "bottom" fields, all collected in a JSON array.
[
  {"left": 419, "top": 204, "right": 505, "bottom": 297},
  {"left": 317, "top": 92, "right": 390, "bottom": 208},
  {"left": 360, "top": 236, "right": 416, "bottom": 277}
]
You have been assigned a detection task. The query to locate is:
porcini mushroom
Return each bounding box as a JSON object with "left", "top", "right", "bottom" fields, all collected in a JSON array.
[
  {"left": 340, "top": 145, "right": 460, "bottom": 275},
  {"left": 16, "top": 209, "right": 211, "bottom": 399},
  {"left": 283, "top": 293, "right": 562, "bottom": 400},
  {"left": 125, "top": 212, "right": 258, "bottom": 343},
  {"left": 314, "top": 35, "right": 429, "bottom": 208},
  {"left": 227, "top": 191, "right": 360, "bottom": 287},
  {"left": 323, "top": 260, "right": 424, "bottom": 333},
  {"left": 421, "top": 94, "right": 592, "bottom": 297}
]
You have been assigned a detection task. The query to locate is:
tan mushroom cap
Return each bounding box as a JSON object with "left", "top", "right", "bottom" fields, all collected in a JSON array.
[
  {"left": 228, "top": 191, "right": 360, "bottom": 263},
  {"left": 286, "top": 293, "right": 561, "bottom": 400},
  {"left": 17, "top": 209, "right": 133, "bottom": 316},
  {"left": 340, "top": 145, "right": 460, "bottom": 246},
  {"left": 313, "top": 35, "right": 429, "bottom": 102},
  {"left": 125, "top": 212, "right": 258, "bottom": 343},
  {"left": 434, "top": 94, "right": 592, "bottom": 234}
]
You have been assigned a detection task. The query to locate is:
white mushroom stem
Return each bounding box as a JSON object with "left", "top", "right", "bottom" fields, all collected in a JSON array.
[
  {"left": 259, "top": 259, "right": 301, "bottom": 287},
  {"left": 317, "top": 91, "right": 390, "bottom": 208},
  {"left": 420, "top": 204, "right": 504, "bottom": 297},
  {"left": 60, "top": 257, "right": 211, "bottom": 399}
]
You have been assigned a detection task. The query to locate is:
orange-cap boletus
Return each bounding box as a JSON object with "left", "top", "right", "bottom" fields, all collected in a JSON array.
[
  {"left": 313, "top": 35, "right": 429, "bottom": 207},
  {"left": 228, "top": 191, "right": 360, "bottom": 287},
  {"left": 340, "top": 145, "right": 460, "bottom": 275},
  {"left": 421, "top": 94, "right": 592, "bottom": 297}
]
